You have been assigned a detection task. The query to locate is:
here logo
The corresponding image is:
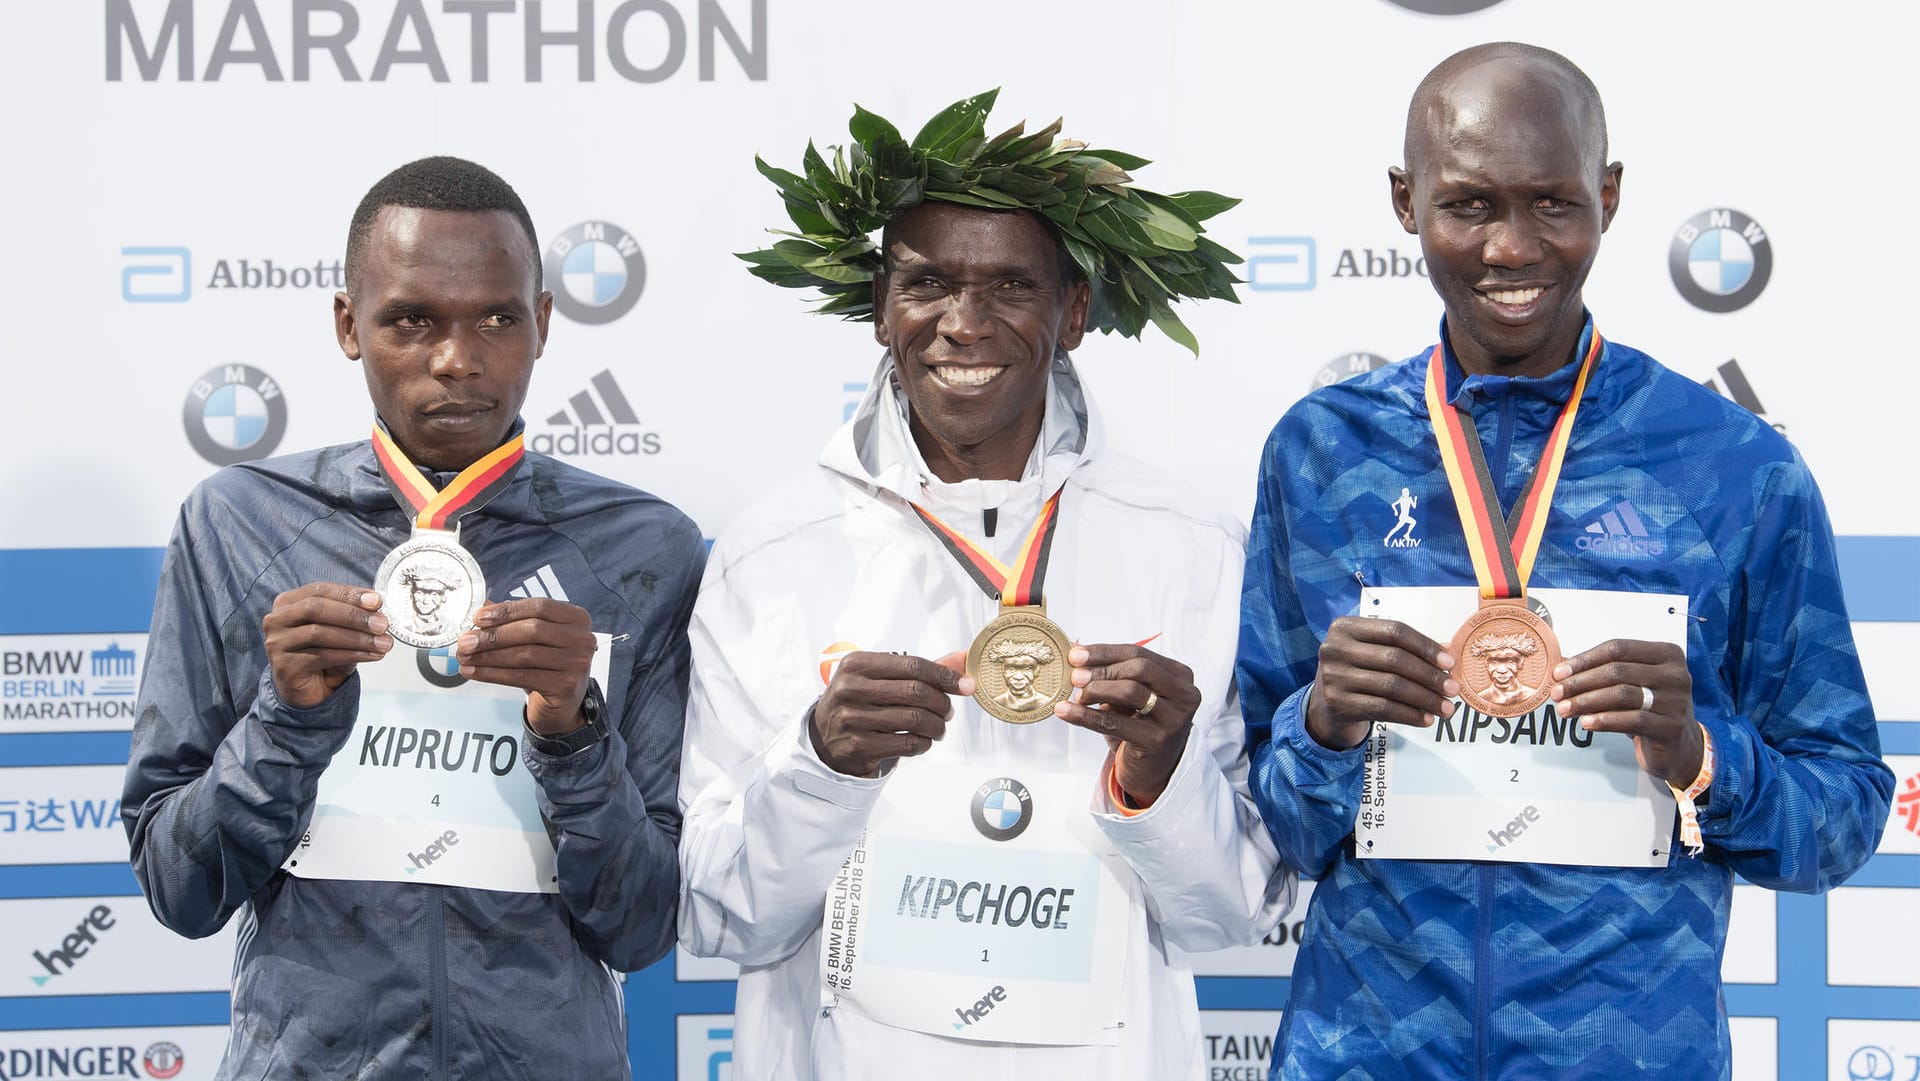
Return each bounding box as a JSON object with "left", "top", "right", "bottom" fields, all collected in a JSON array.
[
  {"left": 952, "top": 984, "right": 1008, "bottom": 1031},
  {"left": 29, "top": 904, "right": 115, "bottom": 986},
  {"left": 405, "top": 828, "right": 461, "bottom": 875},
  {"left": 1485, "top": 805, "right": 1542, "bottom": 853}
]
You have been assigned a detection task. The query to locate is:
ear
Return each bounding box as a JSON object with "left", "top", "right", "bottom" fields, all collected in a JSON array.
[
  {"left": 1057, "top": 278, "right": 1091, "bottom": 353},
  {"left": 871, "top": 273, "right": 888, "bottom": 346},
  {"left": 533, "top": 290, "right": 554, "bottom": 358},
  {"left": 1598, "top": 161, "right": 1624, "bottom": 232},
  {"left": 334, "top": 291, "right": 362, "bottom": 361},
  {"left": 1390, "top": 166, "right": 1418, "bottom": 235}
]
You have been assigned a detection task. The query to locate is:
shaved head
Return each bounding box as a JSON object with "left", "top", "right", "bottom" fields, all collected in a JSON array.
[{"left": 1404, "top": 43, "right": 1607, "bottom": 174}]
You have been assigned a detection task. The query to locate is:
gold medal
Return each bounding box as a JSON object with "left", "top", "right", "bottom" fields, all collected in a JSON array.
[
  {"left": 1448, "top": 599, "right": 1559, "bottom": 719},
  {"left": 967, "top": 604, "right": 1074, "bottom": 724}
]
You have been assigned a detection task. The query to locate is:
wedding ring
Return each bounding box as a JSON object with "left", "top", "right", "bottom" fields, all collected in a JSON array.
[
  {"left": 1640, "top": 686, "right": 1655, "bottom": 712},
  {"left": 1139, "top": 690, "right": 1159, "bottom": 717}
]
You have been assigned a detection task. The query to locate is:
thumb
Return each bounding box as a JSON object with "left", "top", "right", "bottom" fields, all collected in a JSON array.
[{"left": 932, "top": 649, "right": 976, "bottom": 696}]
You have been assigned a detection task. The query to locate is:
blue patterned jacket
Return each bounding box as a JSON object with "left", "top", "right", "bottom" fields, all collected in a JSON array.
[{"left": 1239, "top": 318, "right": 1892, "bottom": 1080}]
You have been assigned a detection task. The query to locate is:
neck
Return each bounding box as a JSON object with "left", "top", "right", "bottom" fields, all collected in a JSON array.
[
  {"left": 909, "top": 415, "right": 1041, "bottom": 484},
  {"left": 1448, "top": 317, "right": 1587, "bottom": 382}
]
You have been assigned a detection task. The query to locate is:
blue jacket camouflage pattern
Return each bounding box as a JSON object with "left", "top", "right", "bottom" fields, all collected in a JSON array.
[
  {"left": 123, "top": 437, "right": 705, "bottom": 1080},
  {"left": 1239, "top": 319, "right": 1892, "bottom": 1080}
]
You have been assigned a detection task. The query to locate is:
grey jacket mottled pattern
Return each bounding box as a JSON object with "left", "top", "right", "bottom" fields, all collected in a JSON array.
[{"left": 122, "top": 435, "right": 705, "bottom": 1080}]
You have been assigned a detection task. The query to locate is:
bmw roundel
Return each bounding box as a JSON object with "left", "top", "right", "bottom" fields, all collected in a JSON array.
[
  {"left": 971, "top": 777, "right": 1034, "bottom": 842},
  {"left": 1670, "top": 208, "right": 1772, "bottom": 313}
]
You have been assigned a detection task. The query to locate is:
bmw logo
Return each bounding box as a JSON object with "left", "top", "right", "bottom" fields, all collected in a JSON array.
[
  {"left": 1313, "top": 351, "right": 1394, "bottom": 391},
  {"left": 181, "top": 364, "right": 287, "bottom": 466},
  {"left": 1382, "top": 0, "right": 1507, "bottom": 12},
  {"left": 1670, "top": 208, "right": 1772, "bottom": 313},
  {"left": 970, "top": 777, "right": 1033, "bottom": 842},
  {"left": 545, "top": 221, "right": 647, "bottom": 325},
  {"left": 416, "top": 645, "right": 466, "bottom": 688}
]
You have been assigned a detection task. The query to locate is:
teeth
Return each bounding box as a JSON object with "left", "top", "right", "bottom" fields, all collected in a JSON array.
[
  {"left": 933, "top": 366, "right": 1006, "bottom": 387},
  {"left": 1487, "top": 287, "right": 1544, "bottom": 305}
]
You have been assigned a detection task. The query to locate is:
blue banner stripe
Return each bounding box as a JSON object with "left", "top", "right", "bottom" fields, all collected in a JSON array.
[
  {"left": 0, "top": 733, "right": 134, "bottom": 767},
  {"left": 1880, "top": 721, "right": 1920, "bottom": 755},
  {"left": 0, "top": 993, "right": 230, "bottom": 1030},
  {"left": 0, "top": 864, "right": 140, "bottom": 899},
  {"left": 0, "top": 549, "right": 165, "bottom": 634},
  {"left": 1837, "top": 536, "right": 1920, "bottom": 622}
]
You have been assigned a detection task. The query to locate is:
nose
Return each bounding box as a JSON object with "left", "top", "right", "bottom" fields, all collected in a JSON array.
[
  {"left": 429, "top": 327, "right": 484, "bottom": 379},
  {"left": 936, "top": 289, "right": 989, "bottom": 345},
  {"left": 1482, "top": 211, "right": 1544, "bottom": 269}
]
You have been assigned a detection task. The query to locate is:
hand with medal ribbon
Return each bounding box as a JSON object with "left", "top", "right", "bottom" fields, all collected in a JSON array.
[
  {"left": 371, "top": 425, "right": 598, "bottom": 735},
  {"left": 912, "top": 492, "right": 1199, "bottom": 806}
]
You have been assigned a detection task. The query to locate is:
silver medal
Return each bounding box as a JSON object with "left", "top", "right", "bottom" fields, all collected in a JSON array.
[{"left": 374, "top": 529, "right": 486, "bottom": 649}]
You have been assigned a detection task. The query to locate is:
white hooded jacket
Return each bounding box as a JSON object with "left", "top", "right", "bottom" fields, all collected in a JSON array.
[{"left": 678, "top": 352, "right": 1292, "bottom": 1080}]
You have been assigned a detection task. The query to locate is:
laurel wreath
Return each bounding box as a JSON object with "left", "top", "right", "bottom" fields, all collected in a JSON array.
[{"left": 739, "top": 90, "right": 1242, "bottom": 355}]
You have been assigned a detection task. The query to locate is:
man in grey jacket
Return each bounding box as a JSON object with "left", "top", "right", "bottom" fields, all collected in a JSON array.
[{"left": 122, "top": 156, "right": 704, "bottom": 1079}]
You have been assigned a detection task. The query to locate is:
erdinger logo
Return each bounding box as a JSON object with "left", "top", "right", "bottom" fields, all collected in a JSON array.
[
  {"left": 416, "top": 646, "right": 466, "bottom": 688},
  {"left": 1670, "top": 209, "right": 1772, "bottom": 312},
  {"left": 818, "top": 641, "right": 859, "bottom": 686},
  {"left": 545, "top": 222, "right": 646, "bottom": 324},
  {"left": 182, "top": 364, "right": 287, "bottom": 465},
  {"left": 143, "top": 1041, "right": 185, "bottom": 1078},
  {"left": 970, "top": 777, "right": 1033, "bottom": 842},
  {"left": 1312, "top": 351, "right": 1392, "bottom": 390}
]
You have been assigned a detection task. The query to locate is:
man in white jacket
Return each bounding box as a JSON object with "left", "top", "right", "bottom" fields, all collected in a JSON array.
[{"left": 679, "top": 92, "right": 1292, "bottom": 1080}]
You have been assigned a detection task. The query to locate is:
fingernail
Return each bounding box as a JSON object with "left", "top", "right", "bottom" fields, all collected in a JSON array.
[
  {"left": 1071, "top": 668, "right": 1091, "bottom": 687},
  {"left": 1436, "top": 651, "right": 1455, "bottom": 668},
  {"left": 368, "top": 614, "right": 389, "bottom": 633},
  {"left": 457, "top": 632, "right": 478, "bottom": 652},
  {"left": 1441, "top": 700, "right": 1456, "bottom": 718},
  {"left": 361, "top": 592, "right": 382, "bottom": 608},
  {"left": 374, "top": 635, "right": 392, "bottom": 652},
  {"left": 1553, "top": 663, "right": 1572, "bottom": 679},
  {"left": 1054, "top": 703, "right": 1071, "bottom": 717},
  {"left": 1580, "top": 717, "right": 1595, "bottom": 729},
  {"left": 474, "top": 608, "right": 496, "bottom": 625},
  {"left": 1068, "top": 687, "right": 1083, "bottom": 704},
  {"left": 1069, "top": 646, "right": 1089, "bottom": 666},
  {"left": 956, "top": 677, "right": 976, "bottom": 695},
  {"left": 1443, "top": 679, "right": 1459, "bottom": 696}
]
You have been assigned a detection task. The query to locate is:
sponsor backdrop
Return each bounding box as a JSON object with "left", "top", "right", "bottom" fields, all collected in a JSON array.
[{"left": 2, "top": 0, "right": 1914, "bottom": 1077}]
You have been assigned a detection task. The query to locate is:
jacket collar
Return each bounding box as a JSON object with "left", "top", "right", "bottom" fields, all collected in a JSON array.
[
  {"left": 1414, "top": 312, "right": 1602, "bottom": 417},
  {"left": 821, "top": 350, "right": 1099, "bottom": 510}
]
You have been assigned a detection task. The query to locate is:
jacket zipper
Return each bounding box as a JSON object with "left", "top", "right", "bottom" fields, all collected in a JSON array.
[
  {"left": 1474, "top": 864, "right": 1493, "bottom": 1081},
  {"left": 430, "top": 891, "right": 448, "bottom": 1077}
]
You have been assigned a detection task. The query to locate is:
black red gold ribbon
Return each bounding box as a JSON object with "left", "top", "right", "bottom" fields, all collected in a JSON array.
[
  {"left": 910, "top": 491, "right": 1062, "bottom": 608},
  {"left": 1424, "top": 330, "right": 1603, "bottom": 599},
  {"left": 371, "top": 425, "right": 525, "bottom": 532}
]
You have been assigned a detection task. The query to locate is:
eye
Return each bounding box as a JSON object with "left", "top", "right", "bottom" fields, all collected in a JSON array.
[
  {"left": 394, "top": 314, "right": 430, "bottom": 329},
  {"left": 1535, "top": 197, "right": 1573, "bottom": 213},
  {"left": 1443, "top": 198, "right": 1489, "bottom": 216},
  {"left": 480, "top": 313, "right": 518, "bottom": 329}
]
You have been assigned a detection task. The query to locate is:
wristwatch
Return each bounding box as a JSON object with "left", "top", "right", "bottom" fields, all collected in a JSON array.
[{"left": 524, "top": 678, "right": 610, "bottom": 757}]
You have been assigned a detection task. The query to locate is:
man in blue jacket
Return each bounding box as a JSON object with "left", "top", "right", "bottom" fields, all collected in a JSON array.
[
  {"left": 1239, "top": 43, "right": 1892, "bottom": 1080},
  {"left": 122, "top": 156, "right": 705, "bottom": 1079}
]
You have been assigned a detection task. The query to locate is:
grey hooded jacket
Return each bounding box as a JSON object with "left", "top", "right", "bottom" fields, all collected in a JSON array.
[{"left": 122, "top": 435, "right": 704, "bottom": 1079}]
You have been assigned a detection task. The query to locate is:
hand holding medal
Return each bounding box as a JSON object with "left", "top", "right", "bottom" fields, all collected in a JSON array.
[
  {"left": 262, "top": 582, "right": 395, "bottom": 710},
  {"left": 1054, "top": 643, "right": 1200, "bottom": 807},
  {"left": 811, "top": 651, "right": 974, "bottom": 777}
]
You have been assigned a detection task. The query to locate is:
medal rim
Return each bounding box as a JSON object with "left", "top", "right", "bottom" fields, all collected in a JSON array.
[
  {"left": 374, "top": 532, "right": 487, "bottom": 650},
  {"left": 1447, "top": 600, "right": 1560, "bottom": 719},
  {"left": 967, "top": 608, "right": 1073, "bottom": 725}
]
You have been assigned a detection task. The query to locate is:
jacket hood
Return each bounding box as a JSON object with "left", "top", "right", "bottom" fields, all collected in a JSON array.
[{"left": 820, "top": 349, "right": 1100, "bottom": 504}]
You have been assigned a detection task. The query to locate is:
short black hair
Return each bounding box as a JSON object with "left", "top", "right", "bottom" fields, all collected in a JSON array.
[
  {"left": 344, "top": 156, "right": 541, "bottom": 293},
  {"left": 879, "top": 204, "right": 1086, "bottom": 290}
]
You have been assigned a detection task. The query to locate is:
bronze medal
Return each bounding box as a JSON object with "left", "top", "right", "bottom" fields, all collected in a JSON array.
[
  {"left": 1448, "top": 599, "right": 1559, "bottom": 719},
  {"left": 968, "top": 604, "right": 1074, "bottom": 725}
]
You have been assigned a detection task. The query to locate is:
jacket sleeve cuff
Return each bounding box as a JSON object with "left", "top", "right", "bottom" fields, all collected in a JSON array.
[
  {"left": 1092, "top": 724, "right": 1213, "bottom": 841},
  {"left": 1693, "top": 711, "right": 1754, "bottom": 838},
  {"left": 1281, "top": 682, "right": 1369, "bottom": 772},
  {"left": 778, "top": 706, "right": 888, "bottom": 811},
  {"left": 253, "top": 667, "right": 360, "bottom": 758}
]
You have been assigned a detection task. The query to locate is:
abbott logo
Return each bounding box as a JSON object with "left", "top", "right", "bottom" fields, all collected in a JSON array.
[
  {"left": 122, "top": 246, "right": 190, "bottom": 302},
  {"left": 29, "top": 904, "right": 116, "bottom": 986},
  {"left": 1247, "top": 236, "right": 1315, "bottom": 291},
  {"left": 532, "top": 370, "right": 663, "bottom": 457}
]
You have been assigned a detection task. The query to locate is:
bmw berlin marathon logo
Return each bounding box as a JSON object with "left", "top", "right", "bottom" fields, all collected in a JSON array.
[
  {"left": 546, "top": 222, "right": 646, "bottom": 324},
  {"left": 182, "top": 365, "right": 287, "bottom": 465},
  {"left": 1670, "top": 209, "right": 1772, "bottom": 312},
  {"left": 971, "top": 777, "right": 1034, "bottom": 842}
]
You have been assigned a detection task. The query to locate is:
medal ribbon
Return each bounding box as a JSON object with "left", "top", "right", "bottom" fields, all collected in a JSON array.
[
  {"left": 909, "top": 491, "right": 1062, "bottom": 608},
  {"left": 1424, "top": 329, "right": 1603, "bottom": 599},
  {"left": 371, "top": 425, "right": 525, "bottom": 532}
]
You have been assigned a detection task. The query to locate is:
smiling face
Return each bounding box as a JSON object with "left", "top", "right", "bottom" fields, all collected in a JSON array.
[
  {"left": 873, "top": 203, "right": 1090, "bottom": 483},
  {"left": 1005, "top": 657, "right": 1036, "bottom": 694},
  {"left": 1391, "top": 56, "right": 1621, "bottom": 379},
  {"left": 334, "top": 206, "right": 552, "bottom": 472},
  {"left": 1486, "top": 649, "right": 1520, "bottom": 689}
]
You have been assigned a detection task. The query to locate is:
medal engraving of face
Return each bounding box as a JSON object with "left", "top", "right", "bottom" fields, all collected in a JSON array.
[
  {"left": 1449, "top": 604, "right": 1558, "bottom": 719},
  {"left": 376, "top": 535, "right": 486, "bottom": 649},
  {"left": 968, "top": 609, "right": 1072, "bottom": 724}
]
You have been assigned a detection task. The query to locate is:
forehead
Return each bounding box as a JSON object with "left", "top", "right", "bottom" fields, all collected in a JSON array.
[
  {"left": 359, "top": 206, "right": 538, "bottom": 295},
  {"left": 1410, "top": 62, "right": 1600, "bottom": 188},
  {"left": 884, "top": 203, "right": 1062, "bottom": 276}
]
